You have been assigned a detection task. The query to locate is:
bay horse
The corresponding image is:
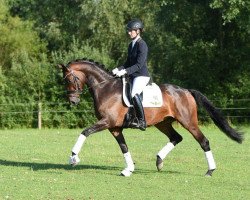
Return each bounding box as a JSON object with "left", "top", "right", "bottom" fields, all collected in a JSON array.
[{"left": 59, "top": 59, "right": 243, "bottom": 177}]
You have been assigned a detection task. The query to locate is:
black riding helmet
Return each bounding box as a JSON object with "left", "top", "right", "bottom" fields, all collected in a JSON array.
[{"left": 126, "top": 19, "right": 144, "bottom": 32}]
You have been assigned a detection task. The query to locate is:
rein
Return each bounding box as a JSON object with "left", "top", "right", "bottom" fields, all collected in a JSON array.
[{"left": 64, "top": 68, "right": 116, "bottom": 95}]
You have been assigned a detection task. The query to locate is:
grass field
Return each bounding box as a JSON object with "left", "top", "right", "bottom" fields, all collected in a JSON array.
[{"left": 0, "top": 125, "right": 249, "bottom": 199}]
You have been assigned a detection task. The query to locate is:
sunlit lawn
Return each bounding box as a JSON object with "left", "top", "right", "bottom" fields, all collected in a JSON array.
[{"left": 0, "top": 125, "right": 249, "bottom": 199}]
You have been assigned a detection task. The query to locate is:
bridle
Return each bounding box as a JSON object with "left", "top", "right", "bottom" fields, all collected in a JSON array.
[
  {"left": 63, "top": 67, "right": 116, "bottom": 96},
  {"left": 64, "top": 69, "right": 83, "bottom": 95}
]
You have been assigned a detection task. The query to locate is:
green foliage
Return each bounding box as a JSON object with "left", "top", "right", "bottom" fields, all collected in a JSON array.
[
  {"left": 0, "top": 51, "right": 47, "bottom": 128},
  {"left": 210, "top": 0, "right": 249, "bottom": 24},
  {"left": 150, "top": 0, "right": 249, "bottom": 97},
  {"left": 8, "top": 0, "right": 85, "bottom": 51},
  {"left": 51, "top": 38, "right": 115, "bottom": 69},
  {"left": 0, "top": 0, "right": 46, "bottom": 70}
]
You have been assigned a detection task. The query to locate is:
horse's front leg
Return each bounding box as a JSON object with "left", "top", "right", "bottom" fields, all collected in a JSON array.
[
  {"left": 69, "top": 118, "right": 109, "bottom": 166},
  {"left": 109, "top": 128, "right": 135, "bottom": 177}
]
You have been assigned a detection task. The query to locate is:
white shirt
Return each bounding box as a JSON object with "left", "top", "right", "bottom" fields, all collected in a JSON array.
[{"left": 132, "top": 35, "right": 141, "bottom": 48}]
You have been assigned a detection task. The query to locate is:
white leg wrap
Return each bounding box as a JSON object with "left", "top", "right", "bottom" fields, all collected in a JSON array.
[
  {"left": 121, "top": 152, "right": 135, "bottom": 177},
  {"left": 72, "top": 134, "right": 86, "bottom": 155},
  {"left": 157, "top": 142, "right": 175, "bottom": 160},
  {"left": 205, "top": 151, "right": 216, "bottom": 170}
]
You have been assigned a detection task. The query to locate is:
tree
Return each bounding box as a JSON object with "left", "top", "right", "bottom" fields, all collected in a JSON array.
[
  {"left": 150, "top": 0, "right": 249, "bottom": 100},
  {"left": 0, "top": 0, "right": 46, "bottom": 71},
  {"left": 0, "top": 0, "right": 248, "bottom": 128}
]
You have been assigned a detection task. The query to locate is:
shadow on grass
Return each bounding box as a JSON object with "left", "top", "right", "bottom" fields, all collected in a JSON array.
[
  {"left": 0, "top": 159, "right": 121, "bottom": 172},
  {"left": 0, "top": 159, "right": 192, "bottom": 176},
  {"left": 134, "top": 167, "right": 191, "bottom": 176}
]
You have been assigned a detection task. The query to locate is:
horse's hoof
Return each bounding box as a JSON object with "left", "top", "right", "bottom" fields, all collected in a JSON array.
[
  {"left": 71, "top": 163, "right": 78, "bottom": 167},
  {"left": 205, "top": 169, "right": 215, "bottom": 177},
  {"left": 156, "top": 156, "right": 163, "bottom": 171},
  {"left": 120, "top": 168, "right": 133, "bottom": 177},
  {"left": 69, "top": 155, "right": 80, "bottom": 167}
]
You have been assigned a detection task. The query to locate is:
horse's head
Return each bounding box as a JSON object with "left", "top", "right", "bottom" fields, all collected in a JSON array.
[
  {"left": 59, "top": 59, "right": 115, "bottom": 105},
  {"left": 59, "top": 63, "right": 86, "bottom": 105}
]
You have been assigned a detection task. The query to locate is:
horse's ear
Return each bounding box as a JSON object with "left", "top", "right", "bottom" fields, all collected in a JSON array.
[
  {"left": 58, "top": 64, "right": 63, "bottom": 69},
  {"left": 58, "top": 64, "right": 68, "bottom": 71}
]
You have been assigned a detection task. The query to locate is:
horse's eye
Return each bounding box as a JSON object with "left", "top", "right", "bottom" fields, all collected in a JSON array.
[{"left": 65, "top": 78, "right": 72, "bottom": 84}]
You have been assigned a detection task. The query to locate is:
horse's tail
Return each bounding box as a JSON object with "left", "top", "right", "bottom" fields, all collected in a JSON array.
[{"left": 189, "top": 89, "right": 243, "bottom": 144}]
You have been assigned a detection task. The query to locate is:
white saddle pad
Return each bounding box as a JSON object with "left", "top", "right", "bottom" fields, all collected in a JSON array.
[{"left": 122, "top": 77, "right": 163, "bottom": 107}]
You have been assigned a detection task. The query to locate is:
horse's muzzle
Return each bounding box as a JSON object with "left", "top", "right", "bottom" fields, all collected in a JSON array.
[{"left": 69, "top": 96, "right": 80, "bottom": 105}]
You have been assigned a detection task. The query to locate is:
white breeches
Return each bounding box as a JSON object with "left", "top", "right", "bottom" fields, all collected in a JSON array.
[{"left": 131, "top": 76, "right": 150, "bottom": 97}]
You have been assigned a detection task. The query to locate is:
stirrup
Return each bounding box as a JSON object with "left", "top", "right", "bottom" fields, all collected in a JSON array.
[
  {"left": 138, "top": 120, "right": 146, "bottom": 131},
  {"left": 130, "top": 119, "right": 146, "bottom": 131}
]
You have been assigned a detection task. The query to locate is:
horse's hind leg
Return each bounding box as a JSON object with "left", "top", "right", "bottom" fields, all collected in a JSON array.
[
  {"left": 109, "top": 128, "right": 135, "bottom": 177},
  {"left": 181, "top": 120, "right": 216, "bottom": 176},
  {"left": 155, "top": 118, "right": 183, "bottom": 171}
]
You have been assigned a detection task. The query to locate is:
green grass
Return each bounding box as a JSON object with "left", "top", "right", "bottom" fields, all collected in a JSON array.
[{"left": 0, "top": 126, "right": 249, "bottom": 200}]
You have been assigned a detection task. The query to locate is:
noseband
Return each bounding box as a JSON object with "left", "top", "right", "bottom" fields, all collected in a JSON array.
[{"left": 64, "top": 69, "right": 83, "bottom": 95}]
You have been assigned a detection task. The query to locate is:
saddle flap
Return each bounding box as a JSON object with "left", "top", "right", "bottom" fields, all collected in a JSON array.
[{"left": 122, "top": 77, "right": 163, "bottom": 107}]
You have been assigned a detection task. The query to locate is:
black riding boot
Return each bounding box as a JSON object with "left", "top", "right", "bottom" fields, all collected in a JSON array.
[{"left": 132, "top": 94, "right": 146, "bottom": 131}]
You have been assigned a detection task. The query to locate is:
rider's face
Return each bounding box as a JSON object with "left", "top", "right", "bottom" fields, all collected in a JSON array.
[{"left": 128, "top": 29, "right": 140, "bottom": 39}]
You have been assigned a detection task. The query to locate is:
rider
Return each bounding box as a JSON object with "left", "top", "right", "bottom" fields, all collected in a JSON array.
[{"left": 112, "top": 19, "right": 150, "bottom": 131}]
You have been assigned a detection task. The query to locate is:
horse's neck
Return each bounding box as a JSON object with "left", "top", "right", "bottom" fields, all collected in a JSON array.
[
  {"left": 82, "top": 64, "right": 119, "bottom": 104},
  {"left": 87, "top": 74, "right": 121, "bottom": 108},
  {"left": 85, "top": 71, "right": 112, "bottom": 88},
  {"left": 79, "top": 63, "right": 111, "bottom": 87}
]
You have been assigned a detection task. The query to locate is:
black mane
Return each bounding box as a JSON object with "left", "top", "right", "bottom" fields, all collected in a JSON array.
[{"left": 67, "top": 58, "right": 112, "bottom": 75}]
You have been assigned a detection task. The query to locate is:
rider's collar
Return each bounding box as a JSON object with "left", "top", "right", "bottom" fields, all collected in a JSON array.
[{"left": 132, "top": 35, "right": 141, "bottom": 48}]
